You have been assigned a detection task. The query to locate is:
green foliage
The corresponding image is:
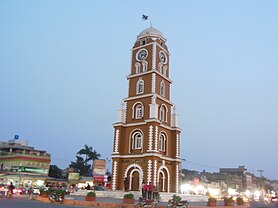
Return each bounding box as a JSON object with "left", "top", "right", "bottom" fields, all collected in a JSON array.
[
  {"left": 69, "top": 155, "right": 91, "bottom": 176},
  {"left": 87, "top": 191, "right": 96, "bottom": 197},
  {"left": 224, "top": 197, "right": 234, "bottom": 203},
  {"left": 123, "top": 193, "right": 134, "bottom": 199},
  {"left": 208, "top": 197, "right": 217, "bottom": 203},
  {"left": 40, "top": 188, "right": 51, "bottom": 195},
  {"left": 49, "top": 165, "right": 63, "bottom": 178},
  {"left": 172, "top": 195, "right": 182, "bottom": 202},
  {"left": 55, "top": 189, "right": 66, "bottom": 195},
  {"left": 70, "top": 144, "right": 101, "bottom": 176}
]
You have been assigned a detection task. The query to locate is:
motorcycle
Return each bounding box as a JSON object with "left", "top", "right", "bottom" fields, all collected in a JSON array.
[
  {"left": 167, "top": 199, "right": 189, "bottom": 208},
  {"left": 49, "top": 192, "right": 64, "bottom": 202}
]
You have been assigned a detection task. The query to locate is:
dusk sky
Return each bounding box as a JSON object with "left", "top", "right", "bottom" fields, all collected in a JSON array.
[{"left": 0, "top": 1, "right": 277, "bottom": 179}]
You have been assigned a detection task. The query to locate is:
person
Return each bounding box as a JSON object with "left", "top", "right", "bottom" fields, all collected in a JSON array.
[
  {"left": 143, "top": 181, "right": 148, "bottom": 199},
  {"left": 28, "top": 186, "right": 34, "bottom": 199},
  {"left": 141, "top": 180, "right": 146, "bottom": 199},
  {"left": 124, "top": 177, "right": 129, "bottom": 192},
  {"left": 147, "top": 182, "right": 153, "bottom": 200},
  {"left": 86, "top": 183, "right": 91, "bottom": 190},
  {"left": 8, "top": 182, "right": 15, "bottom": 198},
  {"left": 153, "top": 184, "right": 159, "bottom": 201}
]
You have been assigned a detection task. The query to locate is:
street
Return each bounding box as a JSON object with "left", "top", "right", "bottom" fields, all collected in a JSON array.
[{"left": 0, "top": 197, "right": 88, "bottom": 208}]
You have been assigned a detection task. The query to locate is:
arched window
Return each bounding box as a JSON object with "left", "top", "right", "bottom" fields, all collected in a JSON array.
[
  {"left": 160, "top": 81, "right": 165, "bottom": 97},
  {"left": 132, "top": 131, "right": 143, "bottom": 149},
  {"left": 158, "top": 133, "right": 166, "bottom": 151},
  {"left": 142, "top": 60, "right": 148, "bottom": 72},
  {"left": 135, "top": 63, "right": 140, "bottom": 74},
  {"left": 132, "top": 102, "right": 144, "bottom": 119},
  {"left": 160, "top": 105, "right": 167, "bottom": 122},
  {"left": 135, "top": 104, "right": 143, "bottom": 119},
  {"left": 136, "top": 78, "right": 144, "bottom": 94}
]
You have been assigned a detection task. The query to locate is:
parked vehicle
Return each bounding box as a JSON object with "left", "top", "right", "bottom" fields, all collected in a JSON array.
[{"left": 271, "top": 196, "right": 278, "bottom": 203}]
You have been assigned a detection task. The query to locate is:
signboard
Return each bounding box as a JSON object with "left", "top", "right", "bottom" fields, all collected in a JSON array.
[
  {"left": 68, "top": 173, "right": 80, "bottom": 181},
  {"left": 18, "top": 166, "right": 48, "bottom": 175},
  {"left": 92, "top": 159, "right": 106, "bottom": 175}
]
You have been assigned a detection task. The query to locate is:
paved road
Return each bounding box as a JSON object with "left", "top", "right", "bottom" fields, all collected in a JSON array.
[
  {"left": 0, "top": 197, "right": 88, "bottom": 208},
  {"left": 250, "top": 200, "right": 278, "bottom": 208}
]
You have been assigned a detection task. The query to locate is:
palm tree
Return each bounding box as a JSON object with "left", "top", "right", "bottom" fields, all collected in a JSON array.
[
  {"left": 77, "top": 144, "right": 92, "bottom": 162},
  {"left": 69, "top": 155, "right": 90, "bottom": 176},
  {"left": 77, "top": 145, "right": 101, "bottom": 164},
  {"left": 88, "top": 150, "right": 101, "bottom": 162}
]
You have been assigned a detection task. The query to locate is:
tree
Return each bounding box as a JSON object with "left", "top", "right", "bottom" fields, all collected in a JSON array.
[
  {"left": 77, "top": 144, "right": 101, "bottom": 164},
  {"left": 49, "top": 165, "right": 63, "bottom": 178},
  {"left": 69, "top": 155, "right": 90, "bottom": 176},
  {"left": 69, "top": 145, "right": 102, "bottom": 177}
]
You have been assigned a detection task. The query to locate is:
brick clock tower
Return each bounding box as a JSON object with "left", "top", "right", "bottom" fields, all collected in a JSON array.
[{"left": 111, "top": 27, "right": 181, "bottom": 193}]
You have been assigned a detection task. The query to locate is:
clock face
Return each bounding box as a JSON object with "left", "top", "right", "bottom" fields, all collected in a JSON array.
[
  {"left": 159, "top": 51, "right": 167, "bottom": 64},
  {"left": 137, "top": 49, "right": 148, "bottom": 61}
]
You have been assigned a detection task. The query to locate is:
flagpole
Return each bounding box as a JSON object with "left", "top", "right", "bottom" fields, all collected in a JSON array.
[{"left": 142, "top": 14, "right": 152, "bottom": 27}]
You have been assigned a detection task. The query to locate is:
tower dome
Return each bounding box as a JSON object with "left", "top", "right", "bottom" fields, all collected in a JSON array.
[{"left": 137, "top": 26, "right": 164, "bottom": 39}]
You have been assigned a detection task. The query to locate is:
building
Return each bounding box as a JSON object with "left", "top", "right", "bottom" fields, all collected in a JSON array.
[
  {"left": 111, "top": 27, "right": 181, "bottom": 193},
  {"left": 0, "top": 136, "right": 51, "bottom": 187}
]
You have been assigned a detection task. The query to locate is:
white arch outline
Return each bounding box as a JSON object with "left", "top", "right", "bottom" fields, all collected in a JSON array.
[
  {"left": 157, "top": 165, "right": 170, "bottom": 193},
  {"left": 159, "top": 104, "right": 168, "bottom": 122},
  {"left": 132, "top": 101, "right": 144, "bottom": 119},
  {"left": 124, "top": 163, "right": 144, "bottom": 191},
  {"left": 129, "top": 129, "right": 144, "bottom": 153}
]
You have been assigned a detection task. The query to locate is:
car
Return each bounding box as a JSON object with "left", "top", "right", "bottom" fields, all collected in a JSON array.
[
  {"left": 0, "top": 184, "right": 8, "bottom": 197},
  {"left": 271, "top": 196, "right": 278, "bottom": 203},
  {"left": 13, "top": 188, "right": 24, "bottom": 194}
]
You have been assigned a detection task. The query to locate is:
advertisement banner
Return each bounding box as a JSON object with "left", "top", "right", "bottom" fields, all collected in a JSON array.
[
  {"left": 68, "top": 173, "right": 80, "bottom": 181},
  {"left": 92, "top": 159, "right": 106, "bottom": 175}
]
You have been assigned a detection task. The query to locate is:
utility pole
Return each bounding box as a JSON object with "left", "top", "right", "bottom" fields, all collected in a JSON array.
[{"left": 257, "top": 170, "right": 264, "bottom": 191}]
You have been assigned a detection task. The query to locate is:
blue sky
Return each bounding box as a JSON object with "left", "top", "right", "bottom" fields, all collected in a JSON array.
[{"left": 0, "top": 1, "right": 277, "bottom": 179}]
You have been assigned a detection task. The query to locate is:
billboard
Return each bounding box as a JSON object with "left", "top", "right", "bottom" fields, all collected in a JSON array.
[
  {"left": 68, "top": 173, "right": 80, "bottom": 181},
  {"left": 92, "top": 159, "right": 106, "bottom": 175}
]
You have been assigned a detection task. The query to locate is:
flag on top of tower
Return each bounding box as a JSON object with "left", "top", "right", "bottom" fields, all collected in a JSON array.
[{"left": 142, "top": 14, "right": 148, "bottom": 20}]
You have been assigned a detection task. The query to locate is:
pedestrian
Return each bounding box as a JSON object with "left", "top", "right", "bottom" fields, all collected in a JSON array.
[
  {"left": 143, "top": 181, "right": 148, "bottom": 199},
  {"left": 141, "top": 180, "right": 146, "bottom": 199},
  {"left": 8, "top": 182, "right": 15, "bottom": 198},
  {"left": 153, "top": 184, "right": 159, "bottom": 201},
  {"left": 86, "top": 183, "right": 91, "bottom": 190},
  {"left": 124, "top": 177, "right": 129, "bottom": 192},
  {"left": 147, "top": 182, "right": 153, "bottom": 200}
]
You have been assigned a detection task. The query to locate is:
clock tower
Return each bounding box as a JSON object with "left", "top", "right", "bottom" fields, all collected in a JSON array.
[{"left": 111, "top": 27, "right": 181, "bottom": 193}]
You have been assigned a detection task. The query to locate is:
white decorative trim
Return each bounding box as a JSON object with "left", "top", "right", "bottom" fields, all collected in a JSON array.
[
  {"left": 127, "top": 70, "right": 172, "bottom": 83},
  {"left": 176, "top": 134, "right": 180, "bottom": 157},
  {"left": 129, "top": 129, "right": 144, "bottom": 153},
  {"left": 152, "top": 73, "right": 156, "bottom": 93},
  {"left": 148, "top": 126, "right": 153, "bottom": 151},
  {"left": 111, "top": 154, "right": 181, "bottom": 162},
  {"left": 176, "top": 164, "right": 179, "bottom": 193},
  {"left": 154, "top": 126, "right": 158, "bottom": 151},
  {"left": 112, "top": 161, "right": 118, "bottom": 190},
  {"left": 124, "top": 101, "right": 127, "bottom": 123},
  {"left": 152, "top": 43, "right": 156, "bottom": 70},
  {"left": 128, "top": 79, "right": 130, "bottom": 97},
  {"left": 124, "top": 93, "right": 173, "bottom": 106},
  {"left": 132, "top": 101, "right": 144, "bottom": 119},
  {"left": 124, "top": 163, "right": 144, "bottom": 190},
  {"left": 157, "top": 163, "right": 170, "bottom": 193},
  {"left": 147, "top": 160, "right": 152, "bottom": 183},
  {"left": 114, "top": 129, "right": 119, "bottom": 153},
  {"left": 154, "top": 160, "right": 157, "bottom": 186}
]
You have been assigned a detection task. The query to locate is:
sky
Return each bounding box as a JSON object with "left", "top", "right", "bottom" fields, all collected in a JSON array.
[{"left": 0, "top": 1, "right": 277, "bottom": 180}]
